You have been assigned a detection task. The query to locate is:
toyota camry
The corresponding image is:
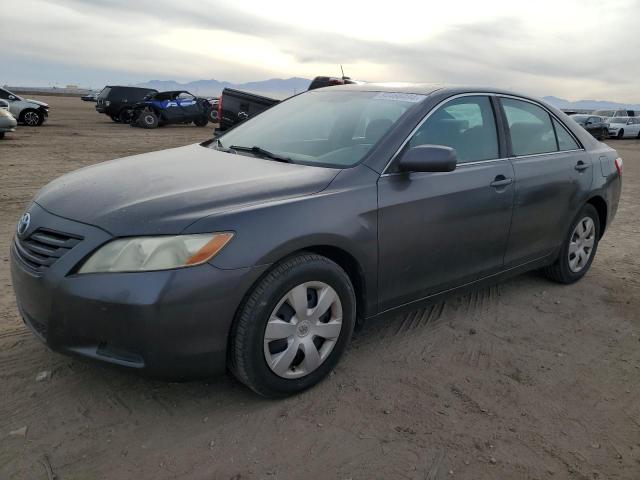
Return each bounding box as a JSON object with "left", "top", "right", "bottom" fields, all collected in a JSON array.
[{"left": 11, "top": 84, "right": 622, "bottom": 397}]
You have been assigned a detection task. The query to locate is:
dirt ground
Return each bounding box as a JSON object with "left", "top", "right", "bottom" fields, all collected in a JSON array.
[{"left": 1, "top": 96, "right": 639, "bottom": 480}]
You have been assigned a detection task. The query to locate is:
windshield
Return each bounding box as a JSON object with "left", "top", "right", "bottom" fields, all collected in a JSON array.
[
  {"left": 593, "top": 110, "right": 614, "bottom": 117},
  {"left": 571, "top": 115, "right": 589, "bottom": 123},
  {"left": 214, "top": 90, "right": 425, "bottom": 168},
  {"left": 97, "top": 87, "right": 111, "bottom": 100},
  {"left": 610, "top": 117, "right": 628, "bottom": 124}
]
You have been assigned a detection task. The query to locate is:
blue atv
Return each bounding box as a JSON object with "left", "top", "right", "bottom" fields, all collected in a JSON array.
[{"left": 129, "top": 90, "right": 211, "bottom": 129}]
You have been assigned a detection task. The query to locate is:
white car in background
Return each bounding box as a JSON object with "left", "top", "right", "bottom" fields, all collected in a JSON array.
[
  {"left": 608, "top": 117, "right": 640, "bottom": 139},
  {"left": 593, "top": 109, "right": 636, "bottom": 120},
  {"left": 0, "top": 100, "right": 17, "bottom": 139},
  {"left": 0, "top": 87, "right": 49, "bottom": 126}
]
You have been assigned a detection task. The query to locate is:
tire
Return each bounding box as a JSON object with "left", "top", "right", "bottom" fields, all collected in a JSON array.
[
  {"left": 20, "top": 109, "right": 43, "bottom": 126},
  {"left": 193, "top": 116, "right": 209, "bottom": 127},
  {"left": 617, "top": 129, "right": 624, "bottom": 139},
  {"left": 139, "top": 110, "right": 159, "bottom": 129},
  {"left": 0, "top": 132, "right": 4, "bottom": 139},
  {"left": 229, "top": 253, "right": 356, "bottom": 397},
  {"left": 541, "top": 204, "right": 600, "bottom": 284},
  {"left": 118, "top": 109, "right": 132, "bottom": 124}
]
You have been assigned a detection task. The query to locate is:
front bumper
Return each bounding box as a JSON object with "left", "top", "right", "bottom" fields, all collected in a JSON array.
[{"left": 10, "top": 203, "right": 268, "bottom": 380}]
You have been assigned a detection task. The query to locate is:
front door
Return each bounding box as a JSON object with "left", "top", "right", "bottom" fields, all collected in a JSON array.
[{"left": 377, "top": 95, "right": 514, "bottom": 311}]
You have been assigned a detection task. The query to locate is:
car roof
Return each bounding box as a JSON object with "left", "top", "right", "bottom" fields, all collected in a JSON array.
[{"left": 321, "top": 82, "right": 550, "bottom": 102}]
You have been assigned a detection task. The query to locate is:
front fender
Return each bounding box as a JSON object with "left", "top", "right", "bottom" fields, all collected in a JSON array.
[{"left": 181, "top": 164, "right": 380, "bottom": 313}]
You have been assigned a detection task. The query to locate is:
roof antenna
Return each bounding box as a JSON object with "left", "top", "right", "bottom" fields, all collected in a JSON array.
[{"left": 340, "top": 64, "right": 347, "bottom": 80}]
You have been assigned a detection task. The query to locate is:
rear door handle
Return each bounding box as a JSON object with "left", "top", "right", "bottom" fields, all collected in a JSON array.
[
  {"left": 575, "top": 161, "right": 590, "bottom": 171},
  {"left": 490, "top": 177, "right": 513, "bottom": 188}
]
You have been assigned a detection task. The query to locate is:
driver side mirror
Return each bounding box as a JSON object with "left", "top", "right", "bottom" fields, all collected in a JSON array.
[
  {"left": 8, "top": 95, "right": 16, "bottom": 101},
  {"left": 398, "top": 145, "right": 458, "bottom": 173}
]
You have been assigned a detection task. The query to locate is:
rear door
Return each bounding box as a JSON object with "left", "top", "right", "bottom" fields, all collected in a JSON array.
[
  {"left": 377, "top": 94, "right": 515, "bottom": 311},
  {"left": 500, "top": 97, "right": 593, "bottom": 266}
]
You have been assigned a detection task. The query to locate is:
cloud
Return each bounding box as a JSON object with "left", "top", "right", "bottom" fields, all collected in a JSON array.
[{"left": 2, "top": 0, "right": 639, "bottom": 102}]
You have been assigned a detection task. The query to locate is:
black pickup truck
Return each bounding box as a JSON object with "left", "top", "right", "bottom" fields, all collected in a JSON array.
[
  {"left": 216, "top": 76, "right": 361, "bottom": 131},
  {"left": 217, "top": 88, "right": 279, "bottom": 131}
]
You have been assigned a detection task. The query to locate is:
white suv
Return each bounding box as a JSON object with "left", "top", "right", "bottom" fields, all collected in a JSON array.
[{"left": 0, "top": 87, "right": 49, "bottom": 126}]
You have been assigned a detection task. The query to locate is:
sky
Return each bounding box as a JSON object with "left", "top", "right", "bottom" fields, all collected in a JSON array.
[{"left": 2, "top": 0, "right": 640, "bottom": 102}]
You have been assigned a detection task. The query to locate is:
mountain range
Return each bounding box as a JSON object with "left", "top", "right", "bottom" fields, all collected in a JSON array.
[
  {"left": 135, "top": 78, "right": 639, "bottom": 110},
  {"left": 135, "top": 77, "right": 311, "bottom": 98},
  {"left": 541, "top": 96, "right": 640, "bottom": 111}
]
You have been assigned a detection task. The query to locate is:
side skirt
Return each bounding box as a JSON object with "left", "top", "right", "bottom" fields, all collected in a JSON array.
[{"left": 364, "top": 253, "right": 556, "bottom": 324}]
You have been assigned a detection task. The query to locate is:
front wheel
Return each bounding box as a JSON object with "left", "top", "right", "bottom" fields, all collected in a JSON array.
[
  {"left": 139, "top": 110, "right": 159, "bottom": 129},
  {"left": 229, "top": 253, "right": 356, "bottom": 397},
  {"left": 21, "top": 109, "right": 44, "bottom": 126},
  {"left": 617, "top": 129, "right": 624, "bottom": 139},
  {"left": 541, "top": 204, "right": 600, "bottom": 284},
  {"left": 193, "top": 116, "right": 209, "bottom": 127}
]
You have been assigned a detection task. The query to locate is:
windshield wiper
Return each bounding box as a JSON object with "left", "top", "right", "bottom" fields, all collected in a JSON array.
[{"left": 229, "top": 145, "right": 292, "bottom": 163}]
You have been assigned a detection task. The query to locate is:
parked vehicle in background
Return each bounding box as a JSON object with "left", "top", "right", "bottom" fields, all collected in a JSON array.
[
  {"left": 217, "top": 75, "right": 366, "bottom": 132},
  {"left": 216, "top": 88, "right": 280, "bottom": 131},
  {"left": 10, "top": 84, "right": 622, "bottom": 397},
  {"left": 570, "top": 114, "right": 609, "bottom": 140},
  {"left": 129, "top": 90, "right": 212, "bottom": 129},
  {"left": 0, "top": 107, "right": 17, "bottom": 139},
  {"left": 0, "top": 87, "right": 49, "bottom": 126},
  {"left": 593, "top": 109, "right": 636, "bottom": 120},
  {"left": 608, "top": 117, "right": 640, "bottom": 138},
  {"left": 81, "top": 91, "right": 100, "bottom": 102},
  {"left": 206, "top": 97, "right": 219, "bottom": 122},
  {"left": 95, "top": 86, "right": 158, "bottom": 123},
  {"left": 307, "top": 76, "right": 363, "bottom": 90}
]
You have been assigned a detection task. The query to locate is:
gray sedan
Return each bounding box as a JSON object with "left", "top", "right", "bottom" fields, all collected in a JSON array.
[{"left": 10, "top": 84, "right": 622, "bottom": 397}]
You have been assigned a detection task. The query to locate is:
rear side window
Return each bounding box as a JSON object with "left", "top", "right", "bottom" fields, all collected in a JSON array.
[
  {"left": 501, "top": 98, "right": 557, "bottom": 156},
  {"left": 553, "top": 118, "right": 580, "bottom": 151},
  {"left": 408, "top": 95, "right": 499, "bottom": 162}
]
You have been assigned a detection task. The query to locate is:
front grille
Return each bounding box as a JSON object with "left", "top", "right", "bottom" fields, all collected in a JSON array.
[{"left": 14, "top": 228, "right": 82, "bottom": 271}]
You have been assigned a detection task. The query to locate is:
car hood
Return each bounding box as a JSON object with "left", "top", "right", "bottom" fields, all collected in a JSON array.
[
  {"left": 25, "top": 99, "right": 49, "bottom": 108},
  {"left": 34, "top": 143, "right": 340, "bottom": 236}
]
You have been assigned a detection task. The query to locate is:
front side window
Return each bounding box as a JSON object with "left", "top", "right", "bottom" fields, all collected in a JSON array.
[
  {"left": 216, "top": 91, "right": 424, "bottom": 168},
  {"left": 407, "top": 95, "right": 499, "bottom": 162},
  {"left": 553, "top": 118, "right": 580, "bottom": 151},
  {"left": 501, "top": 98, "right": 557, "bottom": 156},
  {"left": 0, "top": 88, "right": 10, "bottom": 100}
]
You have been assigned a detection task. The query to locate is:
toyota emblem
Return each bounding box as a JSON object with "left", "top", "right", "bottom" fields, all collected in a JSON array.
[{"left": 17, "top": 212, "right": 31, "bottom": 237}]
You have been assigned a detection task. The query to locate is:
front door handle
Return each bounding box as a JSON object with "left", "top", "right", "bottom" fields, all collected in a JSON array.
[
  {"left": 490, "top": 176, "right": 513, "bottom": 188},
  {"left": 575, "top": 161, "right": 590, "bottom": 171}
]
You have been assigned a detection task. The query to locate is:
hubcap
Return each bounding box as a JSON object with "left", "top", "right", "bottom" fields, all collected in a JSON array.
[
  {"left": 568, "top": 217, "right": 595, "bottom": 273},
  {"left": 24, "top": 111, "right": 39, "bottom": 126},
  {"left": 145, "top": 115, "right": 154, "bottom": 125},
  {"left": 263, "top": 281, "right": 342, "bottom": 379}
]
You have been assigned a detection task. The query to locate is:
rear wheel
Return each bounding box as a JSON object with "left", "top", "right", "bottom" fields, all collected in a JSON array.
[
  {"left": 541, "top": 204, "right": 600, "bottom": 284},
  {"left": 21, "top": 109, "right": 43, "bottom": 126},
  {"left": 140, "top": 110, "right": 159, "bottom": 129},
  {"left": 193, "top": 116, "right": 209, "bottom": 127},
  {"left": 229, "top": 253, "right": 356, "bottom": 397}
]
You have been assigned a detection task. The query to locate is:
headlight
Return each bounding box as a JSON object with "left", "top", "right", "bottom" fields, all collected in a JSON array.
[
  {"left": 78, "top": 233, "right": 233, "bottom": 274},
  {"left": 105, "top": 100, "right": 111, "bottom": 106}
]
